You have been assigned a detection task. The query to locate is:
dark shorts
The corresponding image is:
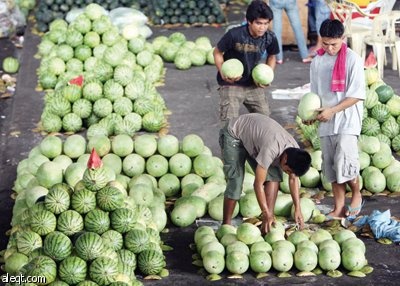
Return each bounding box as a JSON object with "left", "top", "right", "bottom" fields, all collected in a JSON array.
[{"left": 219, "top": 124, "right": 282, "bottom": 200}]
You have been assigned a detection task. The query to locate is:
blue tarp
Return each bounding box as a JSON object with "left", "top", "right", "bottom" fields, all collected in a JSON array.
[{"left": 353, "top": 210, "right": 400, "bottom": 243}]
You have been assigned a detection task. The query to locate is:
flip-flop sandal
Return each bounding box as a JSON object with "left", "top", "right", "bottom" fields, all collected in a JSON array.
[{"left": 346, "top": 200, "right": 365, "bottom": 221}]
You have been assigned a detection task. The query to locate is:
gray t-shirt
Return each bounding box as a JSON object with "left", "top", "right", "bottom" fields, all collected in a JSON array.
[
  {"left": 310, "top": 47, "right": 365, "bottom": 137},
  {"left": 228, "top": 114, "right": 299, "bottom": 170}
]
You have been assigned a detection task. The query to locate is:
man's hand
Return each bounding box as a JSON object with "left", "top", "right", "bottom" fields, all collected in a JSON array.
[
  {"left": 293, "top": 208, "right": 304, "bottom": 230},
  {"left": 221, "top": 75, "right": 242, "bottom": 84},
  {"left": 316, "top": 107, "right": 335, "bottom": 122},
  {"left": 260, "top": 210, "right": 275, "bottom": 235},
  {"left": 255, "top": 82, "right": 270, "bottom": 88}
]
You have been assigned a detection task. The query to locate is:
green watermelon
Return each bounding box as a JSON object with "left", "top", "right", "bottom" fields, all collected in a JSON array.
[
  {"left": 44, "top": 188, "right": 71, "bottom": 214},
  {"left": 89, "top": 257, "right": 118, "bottom": 285},
  {"left": 110, "top": 208, "right": 137, "bottom": 233},
  {"left": 43, "top": 231, "right": 72, "bottom": 261},
  {"left": 22, "top": 255, "right": 57, "bottom": 284},
  {"left": 375, "top": 84, "right": 394, "bottom": 103},
  {"left": 30, "top": 210, "right": 57, "bottom": 236},
  {"left": 16, "top": 230, "right": 43, "bottom": 255},
  {"left": 84, "top": 209, "right": 110, "bottom": 235},
  {"left": 71, "top": 189, "right": 97, "bottom": 214},
  {"left": 57, "top": 209, "right": 84, "bottom": 236},
  {"left": 74, "top": 232, "right": 105, "bottom": 261},
  {"left": 124, "top": 228, "right": 150, "bottom": 254},
  {"left": 137, "top": 249, "right": 166, "bottom": 275},
  {"left": 58, "top": 256, "right": 87, "bottom": 285},
  {"left": 96, "top": 186, "right": 124, "bottom": 211}
]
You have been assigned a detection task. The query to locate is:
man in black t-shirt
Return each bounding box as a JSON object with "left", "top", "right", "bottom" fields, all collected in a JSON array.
[{"left": 213, "top": 0, "right": 279, "bottom": 125}]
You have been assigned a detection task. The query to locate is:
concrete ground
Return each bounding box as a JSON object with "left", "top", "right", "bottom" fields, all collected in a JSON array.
[{"left": 1, "top": 2, "right": 400, "bottom": 285}]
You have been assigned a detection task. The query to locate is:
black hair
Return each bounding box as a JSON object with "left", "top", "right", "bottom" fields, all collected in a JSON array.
[
  {"left": 319, "top": 19, "right": 345, "bottom": 39},
  {"left": 246, "top": 0, "right": 274, "bottom": 23},
  {"left": 284, "top": 147, "right": 311, "bottom": 177}
]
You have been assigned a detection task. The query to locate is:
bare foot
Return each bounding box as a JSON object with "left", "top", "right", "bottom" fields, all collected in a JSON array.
[{"left": 327, "top": 206, "right": 346, "bottom": 219}]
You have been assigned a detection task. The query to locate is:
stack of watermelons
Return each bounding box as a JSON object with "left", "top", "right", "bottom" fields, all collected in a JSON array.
[
  {"left": 36, "top": 4, "right": 168, "bottom": 135},
  {"left": 34, "top": 0, "right": 149, "bottom": 32},
  {"left": 146, "top": 0, "right": 226, "bottom": 25},
  {"left": 3, "top": 130, "right": 229, "bottom": 284}
]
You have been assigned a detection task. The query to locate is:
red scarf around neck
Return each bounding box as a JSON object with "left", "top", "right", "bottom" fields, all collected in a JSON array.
[{"left": 316, "top": 42, "right": 347, "bottom": 92}]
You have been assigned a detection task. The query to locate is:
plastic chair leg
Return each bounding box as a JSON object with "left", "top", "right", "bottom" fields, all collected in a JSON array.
[
  {"left": 395, "top": 41, "right": 400, "bottom": 77},
  {"left": 350, "top": 34, "right": 364, "bottom": 56},
  {"left": 374, "top": 43, "right": 385, "bottom": 79}
]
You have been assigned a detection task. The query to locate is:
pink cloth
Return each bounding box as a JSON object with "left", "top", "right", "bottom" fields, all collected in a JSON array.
[{"left": 316, "top": 42, "right": 347, "bottom": 92}]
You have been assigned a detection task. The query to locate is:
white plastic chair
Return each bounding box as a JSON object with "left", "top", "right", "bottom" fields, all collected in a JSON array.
[
  {"left": 325, "top": 0, "right": 396, "bottom": 56},
  {"left": 361, "top": 11, "right": 400, "bottom": 78}
]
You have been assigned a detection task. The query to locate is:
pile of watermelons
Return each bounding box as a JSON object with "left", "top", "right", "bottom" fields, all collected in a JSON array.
[
  {"left": 4, "top": 130, "right": 228, "bottom": 284},
  {"left": 34, "top": 0, "right": 149, "bottom": 32},
  {"left": 146, "top": 0, "right": 226, "bottom": 25}
]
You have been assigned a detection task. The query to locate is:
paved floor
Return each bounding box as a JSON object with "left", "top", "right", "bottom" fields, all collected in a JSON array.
[{"left": 1, "top": 3, "right": 400, "bottom": 285}]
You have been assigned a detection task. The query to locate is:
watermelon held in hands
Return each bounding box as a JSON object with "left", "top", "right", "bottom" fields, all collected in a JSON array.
[
  {"left": 297, "top": 92, "right": 321, "bottom": 121},
  {"left": 221, "top": 58, "right": 244, "bottom": 79},
  {"left": 252, "top": 63, "right": 274, "bottom": 85},
  {"left": 69, "top": 75, "right": 84, "bottom": 87}
]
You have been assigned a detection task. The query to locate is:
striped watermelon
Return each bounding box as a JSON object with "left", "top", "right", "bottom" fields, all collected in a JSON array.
[
  {"left": 30, "top": 210, "right": 57, "bottom": 236},
  {"left": 376, "top": 133, "right": 391, "bottom": 146},
  {"left": 71, "top": 189, "right": 97, "bottom": 214},
  {"left": 27, "top": 247, "right": 46, "bottom": 261},
  {"left": 45, "top": 280, "right": 69, "bottom": 286},
  {"left": 364, "top": 89, "right": 379, "bottom": 109},
  {"left": 381, "top": 117, "right": 400, "bottom": 139},
  {"left": 137, "top": 249, "right": 165, "bottom": 275},
  {"left": 101, "top": 230, "right": 123, "bottom": 251},
  {"left": 44, "top": 187, "right": 71, "bottom": 214},
  {"left": 57, "top": 209, "right": 84, "bottom": 236},
  {"left": 43, "top": 231, "right": 72, "bottom": 261},
  {"left": 58, "top": 256, "right": 87, "bottom": 285},
  {"left": 110, "top": 208, "right": 137, "bottom": 233},
  {"left": 117, "top": 250, "right": 136, "bottom": 280},
  {"left": 17, "top": 230, "right": 42, "bottom": 255},
  {"left": 117, "top": 249, "right": 137, "bottom": 269},
  {"left": 361, "top": 117, "right": 380, "bottom": 136},
  {"left": 75, "top": 232, "right": 105, "bottom": 261},
  {"left": 83, "top": 167, "right": 109, "bottom": 192},
  {"left": 22, "top": 255, "right": 57, "bottom": 285},
  {"left": 84, "top": 209, "right": 110, "bottom": 235},
  {"left": 50, "top": 182, "right": 74, "bottom": 196},
  {"left": 124, "top": 228, "right": 150, "bottom": 254},
  {"left": 96, "top": 186, "right": 124, "bottom": 211},
  {"left": 392, "top": 134, "right": 400, "bottom": 152},
  {"left": 89, "top": 257, "right": 118, "bottom": 285},
  {"left": 371, "top": 104, "right": 391, "bottom": 123},
  {"left": 76, "top": 281, "right": 99, "bottom": 286}
]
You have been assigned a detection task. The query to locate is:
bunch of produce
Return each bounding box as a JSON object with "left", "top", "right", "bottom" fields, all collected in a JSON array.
[
  {"left": 151, "top": 32, "right": 215, "bottom": 70},
  {"left": 36, "top": 4, "right": 168, "bottom": 135},
  {"left": 2, "top": 131, "right": 232, "bottom": 283},
  {"left": 192, "top": 223, "right": 373, "bottom": 280},
  {"left": 147, "top": 0, "right": 226, "bottom": 25},
  {"left": 15, "top": 0, "right": 36, "bottom": 17},
  {"left": 4, "top": 146, "right": 170, "bottom": 285},
  {"left": 34, "top": 0, "right": 148, "bottom": 32}
]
